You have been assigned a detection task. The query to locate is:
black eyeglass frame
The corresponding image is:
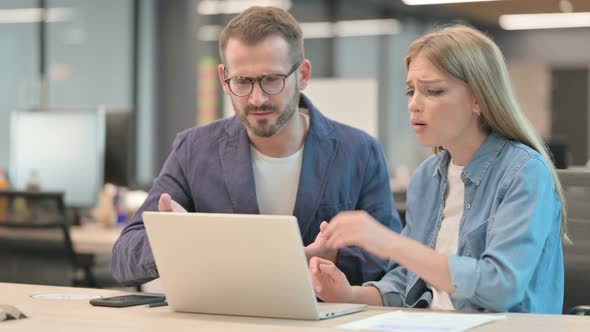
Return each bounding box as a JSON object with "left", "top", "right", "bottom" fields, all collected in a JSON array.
[{"left": 223, "top": 60, "right": 303, "bottom": 97}]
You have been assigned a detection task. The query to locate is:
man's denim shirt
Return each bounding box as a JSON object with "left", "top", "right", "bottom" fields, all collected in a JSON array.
[{"left": 365, "top": 132, "right": 564, "bottom": 314}]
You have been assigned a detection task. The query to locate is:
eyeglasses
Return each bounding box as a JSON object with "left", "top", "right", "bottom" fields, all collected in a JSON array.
[{"left": 223, "top": 60, "right": 302, "bottom": 97}]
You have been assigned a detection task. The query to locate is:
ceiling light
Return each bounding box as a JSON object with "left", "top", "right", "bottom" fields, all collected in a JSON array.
[
  {"left": 298, "top": 22, "right": 333, "bottom": 39},
  {"left": 499, "top": 12, "right": 590, "bottom": 30},
  {"left": 402, "top": 0, "right": 501, "bottom": 5},
  {"left": 334, "top": 19, "right": 400, "bottom": 37},
  {"left": 0, "top": 8, "right": 71, "bottom": 24},
  {"left": 198, "top": 0, "right": 291, "bottom": 15},
  {"left": 199, "top": 19, "right": 401, "bottom": 41}
]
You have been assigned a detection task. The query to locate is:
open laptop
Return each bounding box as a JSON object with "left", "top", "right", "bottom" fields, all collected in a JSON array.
[{"left": 143, "top": 211, "right": 367, "bottom": 320}]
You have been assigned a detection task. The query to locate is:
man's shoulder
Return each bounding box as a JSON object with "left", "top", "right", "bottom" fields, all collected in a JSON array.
[{"left": 176, "top": 117, "right": 238, "bottom": 146}]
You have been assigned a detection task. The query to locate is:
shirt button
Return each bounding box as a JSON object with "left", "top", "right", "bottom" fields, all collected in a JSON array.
[{"left": 465, "top": 203, "right": 471, "bottom": 209}]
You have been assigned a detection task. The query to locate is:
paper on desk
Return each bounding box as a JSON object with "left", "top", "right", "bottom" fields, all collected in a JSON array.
[{"left": 337, "top": 310, "right": 505, "bottom": 332}]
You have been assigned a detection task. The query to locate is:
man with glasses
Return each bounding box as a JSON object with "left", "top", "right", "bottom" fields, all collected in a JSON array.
[{"left": 112, "top": 6, "right": 401, "bottom": 287}]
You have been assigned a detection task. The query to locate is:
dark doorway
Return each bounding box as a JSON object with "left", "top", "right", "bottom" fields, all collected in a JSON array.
[{"left": 551, "top": 68, "right": 589, "bottom": 166}]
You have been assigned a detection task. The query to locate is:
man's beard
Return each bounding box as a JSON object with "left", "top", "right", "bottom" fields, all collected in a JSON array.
[{"left": 233, "top": 91, "right": 300, "bottom": 138}]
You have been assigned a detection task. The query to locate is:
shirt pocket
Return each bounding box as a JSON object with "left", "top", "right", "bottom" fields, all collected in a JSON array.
[{"left": 461, "top": 217, "right": 491, "bottom": 257}]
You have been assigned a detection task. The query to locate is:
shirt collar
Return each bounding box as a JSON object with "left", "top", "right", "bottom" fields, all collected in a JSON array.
[{"left": 433, "top": 132, "right": 508, "bottom": 185}]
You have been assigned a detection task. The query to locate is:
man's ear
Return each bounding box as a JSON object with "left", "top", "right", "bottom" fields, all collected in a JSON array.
[
  {"left": 218, "top": 64, "right": 230, "bottom": 96},
  {"left": 297, "top": 59, "right": 312, "bottom": 91}
]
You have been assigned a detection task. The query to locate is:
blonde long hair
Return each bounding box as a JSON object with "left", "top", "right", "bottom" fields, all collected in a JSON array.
[{"left": 405, "top": 25, "right": 569, "bottom": 242}]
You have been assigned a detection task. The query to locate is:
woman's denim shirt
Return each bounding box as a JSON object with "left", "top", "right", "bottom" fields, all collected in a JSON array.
[{"left": 365, "top": 132, "right": 564, "bottom": 313}]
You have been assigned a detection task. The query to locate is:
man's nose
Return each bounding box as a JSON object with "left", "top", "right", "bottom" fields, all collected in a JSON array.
[{"left": 248, "top": 82, "right": 269, "bottom": 106}]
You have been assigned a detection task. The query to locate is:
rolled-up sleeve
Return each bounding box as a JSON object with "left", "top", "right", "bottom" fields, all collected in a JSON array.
[
  {"left": 449, "top": 158, "right": 559, "bottom": 311},
  {"left": 363, "top": 263, "right": 407, "bottom": 307}
]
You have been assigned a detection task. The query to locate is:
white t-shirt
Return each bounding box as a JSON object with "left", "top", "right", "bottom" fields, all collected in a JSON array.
[
  {"left": 251, "top": 112, "right": 309, "bottom": 215},
  {"left": 430, "top": 160, "right": 465, "bottom": 310}
]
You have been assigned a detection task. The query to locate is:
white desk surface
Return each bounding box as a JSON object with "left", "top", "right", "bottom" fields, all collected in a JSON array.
[{"left": 1, "top": 283, "right": 588, "bottom": 332}]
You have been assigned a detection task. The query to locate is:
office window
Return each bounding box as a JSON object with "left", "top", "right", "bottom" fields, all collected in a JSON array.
[
  {"left": 0, "top": 0, "right": 39, "bottom": 169},
  {"left": 46, "top": 0, "right": 133, "bottom": 106}
]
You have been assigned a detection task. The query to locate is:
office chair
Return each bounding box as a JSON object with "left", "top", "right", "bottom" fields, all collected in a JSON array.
[
  {"left": 0, "top": 191, "right": 96, "bottom": 287},
  {"left": 557, "top": 170, "right": 590, "bottom": 315}
]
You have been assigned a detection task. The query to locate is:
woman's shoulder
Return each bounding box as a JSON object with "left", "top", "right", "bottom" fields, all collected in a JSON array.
[
  {"left": 503, "top": 139, "right": 545, "bottom": 161},
  {"left": 498, "top": 140, "right": 552, "bottom": 174},
  {"left": 489, "top": 139, "right": 555, "bottom": 193}
]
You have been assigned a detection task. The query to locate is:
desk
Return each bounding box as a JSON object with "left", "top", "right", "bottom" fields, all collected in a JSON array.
[
  {"left": 0, "top": 224, "right": 121, "bottom": 287},
  {"left": 0, "top": 223, "right": 121, "bottom": 255},
  {"left": 1, "top": 283, "right": 588, "bottom": 332},
  {"left": 70, "top": 224, "right": 121, "bottom": 255}
]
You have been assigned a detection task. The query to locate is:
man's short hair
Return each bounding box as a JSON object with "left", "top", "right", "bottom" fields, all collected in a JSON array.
[{"left": 218, "top": 6, "right": 304, "bottom": 64}]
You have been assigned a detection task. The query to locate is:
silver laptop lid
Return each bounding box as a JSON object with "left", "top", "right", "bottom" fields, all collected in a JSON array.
[{"left": 143, "top": 212, "right": 323, "bottom": 320}]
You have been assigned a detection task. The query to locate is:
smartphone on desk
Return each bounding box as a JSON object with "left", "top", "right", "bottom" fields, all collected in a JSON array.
[{"left": 90, "top": 294, "right": 166, "bottom": 308}]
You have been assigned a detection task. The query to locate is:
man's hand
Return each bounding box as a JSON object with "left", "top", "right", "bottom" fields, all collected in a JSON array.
[
  {"left": 304, "top": 221, "right": 338, "bottom": 263},
  {"left": 158, "top": 193, "right": 187, "bottom": 213},
  {"left": 309, "top": 257, "right": 353, "bottom": 303}
]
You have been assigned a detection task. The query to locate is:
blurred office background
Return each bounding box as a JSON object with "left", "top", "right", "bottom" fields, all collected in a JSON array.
[
  {"left": 0, "top": 0, "right": 590, "bottom": 309},
  {"left": 1, "top": 0, "right": 590, "bottom": 189}
]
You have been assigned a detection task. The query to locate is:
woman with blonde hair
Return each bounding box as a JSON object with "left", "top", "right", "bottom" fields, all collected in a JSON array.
[{"left": 310, "top": 25, "right": 566, "bottom": 313}]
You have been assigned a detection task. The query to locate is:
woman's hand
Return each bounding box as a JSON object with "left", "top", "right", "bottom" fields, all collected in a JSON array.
[
  {"left": 323, "top": 210, "right": 397, "bottom": 259},
  {"left": 304, "top": 221, "right": 338, "bottom": 263}
]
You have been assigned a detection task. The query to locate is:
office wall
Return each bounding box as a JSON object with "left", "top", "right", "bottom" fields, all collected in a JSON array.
[
  {"left": 304, "top": 79, "right": 379, "bottom": 138},
  {"left": 46, "top": 0, "right": 133, "bottom": 107},
  {"left": 496, "top": 28, "right": 590, "bottom": 164},
  {"left": 507, "top": 62, "right": 551, "bottom": 140},
  {"left": 291, "top": 0, "right": 334, "bottom": 78},
  {"left": 136, "top": 0, "right": 158, "bottom": 185},
  {"left": 496, "top": 28, "right": 590, "bottom": 66},
  {"left": 156, "top": 0, "right": 199, "bottom": 169},
  {"left": 0, "top": 0, "right": 39, "bottom": 170}
]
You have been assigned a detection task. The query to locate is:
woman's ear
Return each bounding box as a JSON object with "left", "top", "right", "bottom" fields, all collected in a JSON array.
[{"left": 472, "top": 95, "right": 481, "bottom": 116}]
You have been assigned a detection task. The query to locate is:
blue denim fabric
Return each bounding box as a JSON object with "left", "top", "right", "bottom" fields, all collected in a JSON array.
[{"left": 365, "top": 132, "right": 564, "bottom": 313}]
